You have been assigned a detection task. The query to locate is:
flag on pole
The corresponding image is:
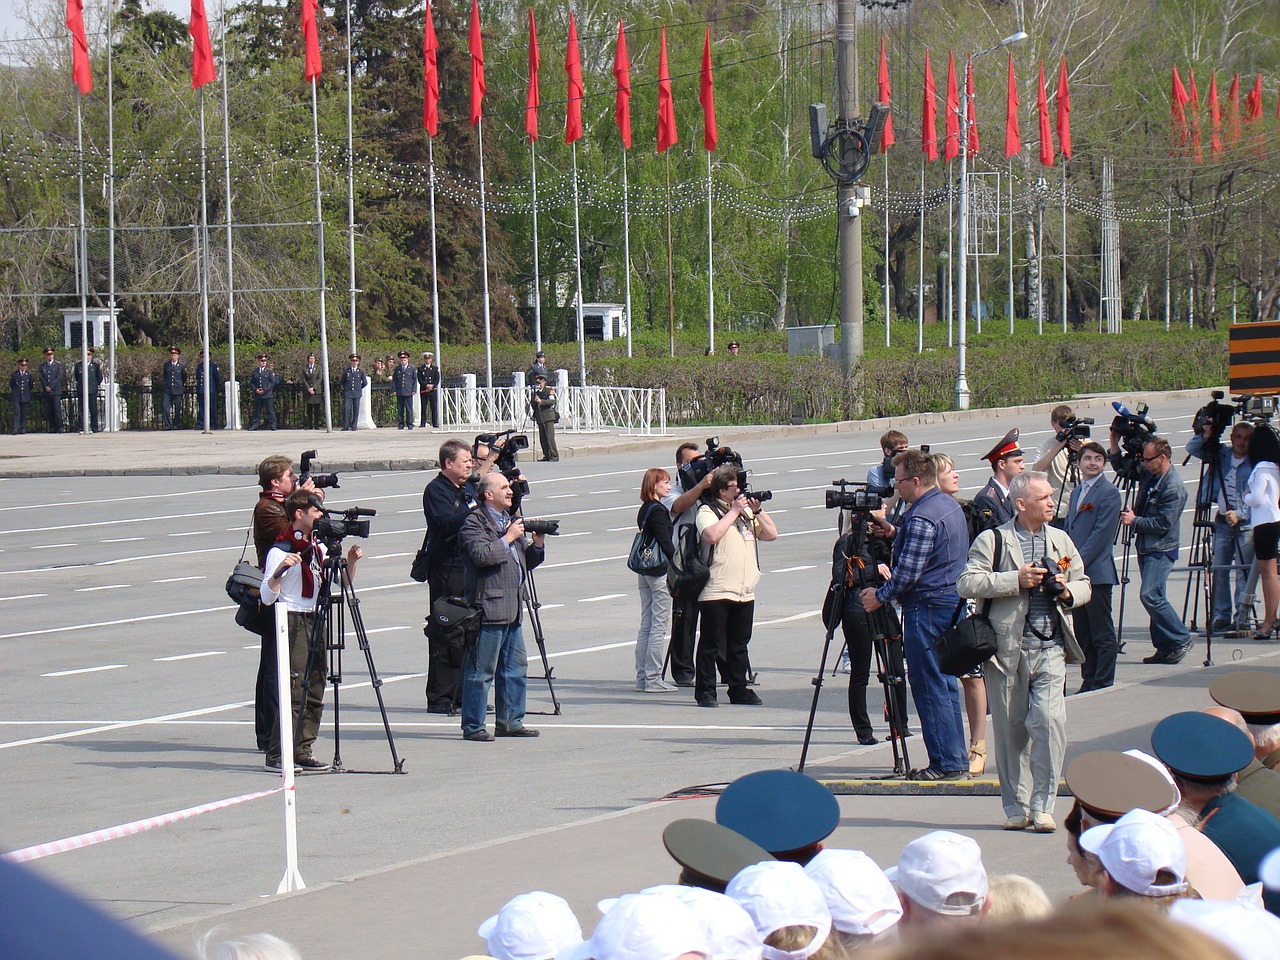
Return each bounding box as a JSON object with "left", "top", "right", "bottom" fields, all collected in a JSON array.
[
  {"left": 1004, "top": 51, "right": 1020, "bottom": 157},
  {"left": 700, "top": 28, "right": 717, "bottom": 152},
  {"left": 613, "top": 20, "right": 631, "bottom": 149},
  {"left": 1172, "top": 65, "right": 1190, "bottom": 147},
  {"left": 965, "top": 60, "right": 979, "bottom": 156},
  {"left": 190, "top": 0, "right": 216, "bottom": 88},
  {"left": 877, "top": 36, "right": 894, "bottom": 151},
  {"left": 65, "top": 0, "right": 92, "bottom": 94},
  {"left": 657, "top": 27, "right": 677, "bottom": 153},
  {"left": 1188, "top": 68, "right": 1202, "bottom": 161},
  {"left": 1227, "top": 74, "right": 1241, "bottom": 145},
  {"left": 468, "top": 0, "right": 484, "bottom": 127},
  {"left": 1056, "top": 56, "right": 1071, "bottom": 160},
  {"left": 422, "top": 3, "right": 438, "bottom": 135},
  {"left": 564, "top": 13, "right": 583, "bottom": 144},
  {"left": 1245, "top": 73, "right": 1262, "bottom": 123},
  {"left": 921, "top": 50, "right": 937, "bottom": 161},
  {"left": 1037, "top": 61, "right": 1053, "bottom": 166},
  {"left": 1208, "top": 72, "right": 1221, "bottom": 155},
  {"left": 525, "top": 9, "right": 539, "bottom": 142},
  {"left": 944, "top": 52, "right": 959, "bottom": 162},
  {"left": 301, "top": 0, "right": 322, "bottom": 82}
]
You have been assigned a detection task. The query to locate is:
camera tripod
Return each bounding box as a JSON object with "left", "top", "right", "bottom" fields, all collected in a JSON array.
[
  {"left": 521, "top": 568, "right": 562, "bottom": 715},
  {"left": 297, "top": 542, "right": 405, "bottom": 773},
  {"left": 798, "top": 508, "right": 911, "bottom": 777},
  {"left": 1111, "top": 456, "right": 1148, "bottom": 652},
  {"left": 1054, "top": 445, "right": 1081, "bottom": 526}
]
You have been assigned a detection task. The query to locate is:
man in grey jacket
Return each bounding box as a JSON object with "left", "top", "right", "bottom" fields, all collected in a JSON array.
[
  {"left": 458, "top": 473, "right": 547, "bottom": 741},
  {"left": 959, "top": 471, "right": 1090, "bottom": 833},
  {"left": 1121, "top": 437, "right": 1192, "bottom": 664}
]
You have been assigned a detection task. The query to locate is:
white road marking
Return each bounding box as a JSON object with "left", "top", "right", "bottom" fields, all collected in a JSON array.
[
  {"left": 43, "top": 664, "right": 127, "bottom": 677},
  {"left": 579, "top": 594, "right": 627, "bottom": 603},
  {"left": 771, "top": 565, "right": 816, "bottom": 574},
  {"left": 0, "top": 594, "right": 46, "bottom": 602},
  {"left": 788, "top": 468, "right": 816, "bottom": 473},
  {"left": 154, "top": 576, "right": 205, "bottom": 583},
  {"left": 31, "top": 543, "right": 75, "bottom": 550},
  {"left": 365, "top": 626, "right": 412, "bottom": 634},
  {"left": 154, "top": 651, "right": 226, "bottom": 662},
  {"left": 0, "top": 605, "right": 233, "bottom": 640},
  {"left": 540, "top": 555, "right": 629, "bottom": 570},
  {"left": 102, "top": 537, "right": 145, "bottom": 543},
  {"left": 606, "top": 526, "right": 635, "bottom": 532},
  {"left": 74, "top": 584, "right": 130, "bottom": 593},
  {"left": 757, "top": 609, "right": 821, "bottom": 625},
  {"left": 168, "top": 530, "right": 210, "bottom": 538}
]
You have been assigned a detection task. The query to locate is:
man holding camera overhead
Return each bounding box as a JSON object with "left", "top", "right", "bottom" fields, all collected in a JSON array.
[
  {"left": 1031, "top": 404, "right": 1088, "bottom": 494},
  {"left": 959, "top": 471, "right": 1089, "bottom": 832}
]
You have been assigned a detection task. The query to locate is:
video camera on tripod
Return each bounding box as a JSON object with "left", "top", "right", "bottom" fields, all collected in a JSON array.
[
  {"left": 1055, "top": 415, "right": 1095, "bottom": 443},
  {"left": 1110, "top": 401, "right": 1160, "bottom": 484},
  {"left": 680, "top": 437, "right": 774, "bottom": 503},
  {"left": 1193, "top": 391, "right": 1240, "bottom": 442},
  {"left": 315, "top": 506, "right": 376, "bottom": 543},
  {"left": 826, "top": 478, "right": 894, "bottom": 512},
  {"left": 476, "top": 429, "right": 532, "bottom": 500}
]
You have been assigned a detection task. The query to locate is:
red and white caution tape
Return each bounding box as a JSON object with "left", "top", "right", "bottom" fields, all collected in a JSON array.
[{"left": 3, "top": 786, "right": 283, "bottom": 863}]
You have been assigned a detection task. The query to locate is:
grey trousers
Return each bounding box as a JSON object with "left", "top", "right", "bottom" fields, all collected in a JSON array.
[{"left": 984, "top": 643, "right": 1067, "bottom": 819}]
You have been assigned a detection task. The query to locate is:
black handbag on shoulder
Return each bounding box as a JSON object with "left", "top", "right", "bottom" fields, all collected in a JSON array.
[
  {"left": 931, "top": 533, "right": 1003, "bottom": 676},
  {"left": 427, "top": 595, "right": 483, "bottom": 668}
]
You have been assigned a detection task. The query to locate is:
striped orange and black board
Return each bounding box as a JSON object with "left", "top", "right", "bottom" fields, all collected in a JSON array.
[{"left": 1230, "top": 322, "right": 1280, "bottom": 395}]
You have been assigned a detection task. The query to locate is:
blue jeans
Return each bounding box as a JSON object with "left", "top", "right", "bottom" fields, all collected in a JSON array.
[
  {"left": 901, "top": 596, "right": 968, "bottom": 773},
  {"left": 462, "top": 621, "right": 528, "bottom": 735},
  {"left": 1138, "top": 553, "right": 1191, "bottom": 654},
  {"left": 1212, "top": 518, "right": 1253, "bottom": 625}
]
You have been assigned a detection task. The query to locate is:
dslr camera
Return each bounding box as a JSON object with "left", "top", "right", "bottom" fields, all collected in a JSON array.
[
  {"left": 315, "top": 506, "right": 376, "bottom": 542},
  {"left": 1192, "top": 390, "right": 1240, "bottom": 442},
  {"left": 300, "top": 449, "right": 340, "bottom": 489},
  {"left": 1033, "top": 556, "right": 1067, "bottom": 599},
  {"left": 522, "top": 519, "right": 561, "bottom": 536},
  {"left": 735, "top": 469, "right": 773, "bottom": 504}
]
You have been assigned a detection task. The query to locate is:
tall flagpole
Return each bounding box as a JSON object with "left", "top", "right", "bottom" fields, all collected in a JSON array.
[
  {"left": 1060, "top": 163, "right": 1067, "bottom": 331},
  {"left": 946, "top": 161, "right": 954, "bottom": 346},
  {"left": 107, "top": 0, "right": 118, "bottom": 431},
  {"left": 530, "top": 140, "right": 542, "bottom": 351},
  {"left": 344, "top": 0, "right": 357, "bottom": 355},
  {"left": 622, "top": 149, "right": 633, "bottom": 357},
  {"left": 571, "top": 142, "right": 586, "bottom": 387},
  {"left": 310, "top": 78, "right": 333, "bottom": 428},
  {"left": 477, "top": 121, "right": 493, "bottom": 389},
  {"left": 884, "top": 154, "right": 890, "bottom": 346},
  {"left": 198, "top": 90, "right": 213, "bottom": 433},
  {"left": 916, "top": 161, "right": 924, "bottom": 353},
  {"left": 428, "top": 136, "right": 441, "bottom": 368},
  {"left": 665, "top": 153, "right": 674, "bottom": 358},
  {"left": 75, "top": 94, "right": 90, "bottom": 436},
  {"left": 706, "top": 149, "right": 714, "bottom": 355},
  {"left": 220, "top": 2, "right": 238, "bottom": 428},
  {"left": 1007, "top": 159, "right": 1014, "bottom": 334}
]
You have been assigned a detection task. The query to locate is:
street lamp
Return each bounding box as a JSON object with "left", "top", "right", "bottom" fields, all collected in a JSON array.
[{"left": 955, "top": 30, "right": 1028, "bottom": 410}]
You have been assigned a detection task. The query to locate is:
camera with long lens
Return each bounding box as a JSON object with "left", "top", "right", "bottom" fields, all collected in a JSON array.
[
  {"left": 825, "top": 478, "right": 893, "bottom": 512},
  {"left": 300, "top": 449, "right": 340, "bottom": 489},
  {"left": 1055, "top": 416, "right": 1095, "bottom": 443},
  {"left": 522, "top": 519, "right": 561, "bottom": 536},
  {"left": 1192, "top": 390, "right": 1239, "bottom": 442},
  {"left": 1034, "top": 556, "right": 1067, "bottom": 599},
  {"left": 678, "top": 437, "right": 745, "bottom": 490},
  {"left": 315, "top": 506, "right": 376, "bottom": 542}
]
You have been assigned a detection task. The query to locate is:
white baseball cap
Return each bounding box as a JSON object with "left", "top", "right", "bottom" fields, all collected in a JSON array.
[
  {"left": 565, "top": 893, "right": 709, "bottom": 960},
  {"left": 1171, "top": 898, "right": 1280, "bottom": 959},
  {"left": 885, "top": 831, "right": 987, "bottom": 917},
  {"left": 1080, "top": 807, "right": 1188, "bottom": 897},
  {"left": 479, "top": 892, "right": 583, "bottom": 960},
  {"left": 725, "top": 861, "right": 832, "bottom": 960},
  {"left": 626, "top": 885, "right": 762, "bottom": 960},
  {"left": 804, "top": 848, "right": 902, "bottom": 936}
]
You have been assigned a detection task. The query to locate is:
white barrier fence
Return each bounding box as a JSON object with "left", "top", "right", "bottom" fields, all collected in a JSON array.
[{"left": 438, "top": 371, "right": 665, "bottom": 436}]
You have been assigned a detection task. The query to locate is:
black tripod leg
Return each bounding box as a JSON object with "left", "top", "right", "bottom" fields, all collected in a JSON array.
[
  {"left": 523, "top": 573, "right": 561, "bottom": 715},
  {"left": 871, "top": 633, "right": 910, "bottom": 776},
  {"left": 343, "top": 574, "right": 405, "bottom": 772},
  {"left": 797, "top": 621, "right": 837, "bottom": 774}
]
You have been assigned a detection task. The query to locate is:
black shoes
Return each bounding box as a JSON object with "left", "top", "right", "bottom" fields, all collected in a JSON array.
[
  {"left": 695, "top": 694, "right": 718, "bottom": 708},
  {"left": 907, "top": 767, "right": 970, "bottom": 782},
  {"left": 495, "top": 727, "right": 540, "bottom": 737},
  {"left": 1145, "top": 642, "right": 1193, "bottom": 665},
  {"left": 463, "top": 729, "right": 495, "bottom": 742},
  {"left": 857, "top": 734, "right": 879, "bottom": 746},
  {"left": 729, "top": 691, "right": 763, "bottom": 706}
]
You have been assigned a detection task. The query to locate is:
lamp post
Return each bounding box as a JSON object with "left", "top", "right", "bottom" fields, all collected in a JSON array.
[{"left": 956, "top": 30, "right": 1028, "bottom": 410}]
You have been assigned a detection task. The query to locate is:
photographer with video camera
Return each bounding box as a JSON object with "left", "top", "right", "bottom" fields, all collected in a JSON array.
[
  {"left": 1031, "top": 405, "right": 1092, "bottom": 496},
  {"left": 1186, "top": 411, "right": 1254, "bottom": 633},
  {"left": 958, "top": 471, "right": 1089, "bottom": 832},
  {"left": 694, "top": 464, "right": 778, "bottom": 707},
  {"left": 259, "top": 490, "right": 363, "bottom": 771},
  {"left": 458, "top": 472, "right": 547, "bottom": 741},
  {"left": 1118, "top": 437, "right": 1193, "bottom": 664}
]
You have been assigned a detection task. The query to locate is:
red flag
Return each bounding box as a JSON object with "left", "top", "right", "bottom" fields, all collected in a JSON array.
[
  {"left": 613, "top": 20, "right": 631, "bottom": 149},
  {"left": 190, "top": 0, "right": 216, "bottom": 88},
  {"left": 1172, "top": 65, "right": 1190, "bottom": 147},
  {"left": 422, "top": 3, "right": 438, "bottom": 136},
  {"left": 1208, "top": 73, "right": 1221, "bottom": 155},
  {"left": 1004, "top": 52, "right": 1020, "bottom": 158},
  {"left": 1056, "top": 56, "right": 1071, "bottom": 161},
  {"left": 525, "top": 9, "right": 539, "bottom": 142},
  {"left": 1227, "top": 74, "right": 1241, "bottom": 145},
  {"left": 564, "top": 13, "right": 583, "bottom": 144},
  {"left": 921, "top": 51, "right": 937, "bottom": 162},
  {"left": 965, "top": 60, "right": 979, "bottom": 157},
  {"left": 1245, "top": 74, "right": 1262, "bottom": 123},
  {"left": 65, "top": 0, "right": 92, "bottom": 94},
  {"left": 1037, "top": 62, "right": 1053, "bottom": 167},
  {"left": 656, "top": 27, "right": 677, "bottom": 153},
  {"left": 301, "top": 0, "right": 321, "bottom": 82},
  {"left": 1189, "top": 68, "right": 1202, "bottom": 161},
  {"left": 468, "top": 0, "right": 484, "bottom": 127},
  {"left": 700, "top": 29, "right": 717, "bottom": 152},
  {"left": 944, "top": 52, "right": 959, "bottom": 162},
  {"left": 877, "top": 36, "right": 894, "bottom": 152}
]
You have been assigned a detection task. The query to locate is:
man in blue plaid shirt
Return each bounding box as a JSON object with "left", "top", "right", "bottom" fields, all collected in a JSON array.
[{"left": 862, "top": 448, "right": 971, "bottom": 781}]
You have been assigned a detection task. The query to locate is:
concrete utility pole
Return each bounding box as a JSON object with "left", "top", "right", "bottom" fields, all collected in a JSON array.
[{"left": 836, "top": 0, "right": 861, "bottom": 376}]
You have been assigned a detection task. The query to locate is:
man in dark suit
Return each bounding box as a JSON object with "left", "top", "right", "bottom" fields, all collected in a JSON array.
[
  {"left": 392, "top": 351, "right": 416, "bottom": 429},
  {"left": 195, "top": 356, "right": 222, "bottom": 431},
  {"left": 971, "top": 428, "right": 1024, "bottom": 532},
  {"left": 10, "top": 358, "right": 33, "bottom": 435},
  {"left": 38, "top": 347, "right": 64, "bottom": 433},
  {"left": 457, "top": 472, "right": 547, "bottom": 741},
  {"left": 161, "top": 347, "right": 186, "bottom": 429},
  {"left": 530, "top": 374, "right": 559, "bottom": 462},
  {"left": 249, "top": 354, "right": 276, "bottom": 430},
  {"left": 1065, "top": 441, "right": 1123, "bottom": 691},
  {"left": 340, "top": 354, "right": 367, "bottom": 431},
  {"left": 417, "top": 351, "right": 441, "bottom": 428},
  {"left": 299, "top": 353, "right": 322, "bottom": 429},
  {"left": 73, "top": 348, "right": 103, "bottom": 433}
]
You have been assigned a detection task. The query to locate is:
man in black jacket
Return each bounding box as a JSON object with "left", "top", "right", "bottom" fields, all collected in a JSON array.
[
  {"left": 972, "top": 429, "right": 1025, "bottom": 531},
  {"left": 10, "top": 358, "right": 33, "bottom": 435},
  {"left": 161, "top": 347, "right": 186, "bottom": 429},
  {"left": 392, "top": 351, "right": 417, "bottom": 429},
  {"left": 418, "top": 351, "right": 441, "bottom": 428},
  {"left": 74, "top": 348, "right": 103, "bottom": 433},
  {"left": 39, "top": 347, "right": 64, "bottom": 433},
  {"left": 249, "top": 354, "right": 276, "bottom": 430}
]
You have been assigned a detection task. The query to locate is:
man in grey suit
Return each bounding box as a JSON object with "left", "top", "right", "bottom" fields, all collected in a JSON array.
[
  {"left": 1065, "top": 441, "right": 1123, "bottom": 692},
  {"left": 457, "top": 472, "right": 547, "bottom": 741}
]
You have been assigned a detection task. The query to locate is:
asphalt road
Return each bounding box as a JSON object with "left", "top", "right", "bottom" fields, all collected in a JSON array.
[{"left": 2, "top": 392, "right": 1272, "bottom": 949}]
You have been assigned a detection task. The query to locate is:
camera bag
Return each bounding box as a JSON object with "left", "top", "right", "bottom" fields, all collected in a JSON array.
[
  {"left": 428, "top": 595, "right": 483, "bottom": 668},
  {"left": 409, "top": 529, "right": 431, "bottom": 583},
  {"left": 932, "top": 533, "right": 1002, "bottom": 676},
  {"left": 626, "top": 503, "right": 669, "bottom": 576},
  {"left": 667, "top": 519, "right": 712, "bottom": 601},
  {"left": 225, "top": 525, "right": 266, "bottom": 634}
]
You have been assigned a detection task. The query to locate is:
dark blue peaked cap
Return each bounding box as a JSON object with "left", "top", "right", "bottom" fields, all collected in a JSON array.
[
  {"left": 715, "top": 769, "right": 840, "bottom": 857},
  {"left": 1151, "top": 711, "right": 1254, "bottom": 783}
]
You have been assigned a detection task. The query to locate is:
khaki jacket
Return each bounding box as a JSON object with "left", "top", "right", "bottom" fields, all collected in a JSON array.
[
  {"left": 696, "top": 502, "right": 761, "bottom": 602},
  {"left": 957, "top": 520, "right": 1091, "bottom": 672}
]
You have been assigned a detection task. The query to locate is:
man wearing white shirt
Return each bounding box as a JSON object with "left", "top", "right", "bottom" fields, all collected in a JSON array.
[{"left": 260, "top": 490, "right": 362, "bottom": 771}]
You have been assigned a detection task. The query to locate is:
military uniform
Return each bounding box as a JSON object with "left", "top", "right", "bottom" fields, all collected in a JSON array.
[
  {"left": 391, "top": 354, "right": 416, "bottom": 429},
  {"left": 161, "top": 351, "right": 186, "bottom": 429},
  {"left": 195, "top": 359, "right": 221, "bottom": 430},
  {"left": 662, "top": 818, "right": 775, "bottom": 892},
  {"left": 530, "top": 377, "right": 558, "bottom": 461},
  {"left": 10, "top": 362, "right": 33, "bottom": 434},
  {"left": 38, "top": 352, "right": 64, "bottom": 433},
  {"left": 340, "top": 356, "right": 367, "bottom": 431},
  {"left": 971, "top": 429, "right": 1023, "bottom": 529},
  {"left": 715, "top": 769, "right": 840, "bottom": 865},
  {"left": 417, "top": 353, "right": 440, "bottom": 428},
  {"left": 249, "top": 358, "right": 276, "bottom": 430}
]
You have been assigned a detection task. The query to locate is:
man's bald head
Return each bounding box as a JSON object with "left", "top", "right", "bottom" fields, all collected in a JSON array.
[{"left": 1204, "top": 705, "right": 1255, "bottom": 745}]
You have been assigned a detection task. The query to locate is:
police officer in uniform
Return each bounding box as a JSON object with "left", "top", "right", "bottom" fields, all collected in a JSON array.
[
  {"left": 1209, "top": 672, "right": 1280, "bottom": 818},
  {"left": 417, "top": 351, "right": 441, "bottom": 428},
  {"left": 10, "top": 358, "right": 33, "bottom": 435},
  {"left": 195, "top": 356, "right": 222, "bottom": 431},
  {"left": 39, "top": 347, "right": 64, "bottom": 433},
  {"left": 662, "top": 819, "right": 776, "bottom": 893},
  {"left": 392, "top": 351, "right": 416, "bottom": 429},
  {"left": 340, "top": 354, "right": 367, "bottom": 431},
  {"left": 249, "top": 354, "right": 276, "bottom": 430},
  {"left": 161, "top": 347, "right": 186, "bottom": 429},
  {"left": 715, "top": 769, "right": 840, "bottom": 865},
  {"left": 74, "top": 348, "right": 103, "bottom": 433},
  {"left": 530, "top": 374, "right": 559, "bottom": 462},
  {"left": 1210, "top": 670, "right": 1280, "bottom": 770},
  {"left": 971, "top": 429, "right": 1025, "bottom": 529}
]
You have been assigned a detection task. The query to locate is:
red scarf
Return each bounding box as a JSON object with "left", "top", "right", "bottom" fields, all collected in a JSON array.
[{"left": 273, "top": 528, "right": 318, "bottom": 598}]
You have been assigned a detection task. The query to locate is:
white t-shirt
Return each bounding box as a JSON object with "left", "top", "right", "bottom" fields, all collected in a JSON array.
[{"left": 260, "top": 539, "right": 328, "bottom": 612}]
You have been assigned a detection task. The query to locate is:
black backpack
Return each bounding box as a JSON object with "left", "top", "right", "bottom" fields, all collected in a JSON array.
[{"left": 667, "top": 521, "right": 712, "bottom": 601}]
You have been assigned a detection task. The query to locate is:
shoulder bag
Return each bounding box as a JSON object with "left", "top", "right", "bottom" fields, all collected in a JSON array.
[
  {"left": 931, "top": 532, "right": 1003, "bottom": 676},
  {"left": 627, "top": 503, "right": 669, "bottom": 576},
  {"left": 225, "top": 525, "right": 266, "bottom": 634}
]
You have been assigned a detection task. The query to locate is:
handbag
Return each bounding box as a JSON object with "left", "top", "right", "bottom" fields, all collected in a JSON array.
[
  {"left": 225, "top": 526, "right": 266, "bottom": 635},
  {"left": 627, "top": 503, "right": 669, "bottom": 575},
  {"left": 409, "top": 530, "right": 431, "bottom": 583},
  {"left": 931, "top": 533, "right": 1003, "bottom": 676}
]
